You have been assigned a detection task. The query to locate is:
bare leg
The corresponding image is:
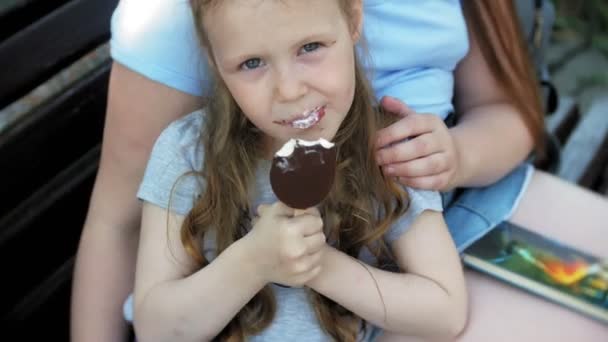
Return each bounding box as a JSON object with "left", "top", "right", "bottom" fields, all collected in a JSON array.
[
  {"left": 509, "top": 170, "right": 608, "bottom": 258},
  {"left": 378, "top": 171, "right": 608, "bottom": 342}
]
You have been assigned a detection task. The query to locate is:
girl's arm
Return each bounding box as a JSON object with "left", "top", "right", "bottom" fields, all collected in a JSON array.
[
  {"left": 70, "top": 62, "right": 201, "bottom": 342},
  {"left": 307, "top": 210, "right": 467, "bottom": 340},
  {"left": 450, "top": 19, "right": 534, "bottom": 188},
  {"left": 134, "top": 201, "right": 326, "bottom": 342},
  {"left": 132, "top": 203, "right": 266, "bottom": 342}
]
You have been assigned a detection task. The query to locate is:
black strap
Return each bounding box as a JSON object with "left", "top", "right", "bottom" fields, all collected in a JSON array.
[{"left": 541, "top": 80, "right": 559, "bottom": 114}]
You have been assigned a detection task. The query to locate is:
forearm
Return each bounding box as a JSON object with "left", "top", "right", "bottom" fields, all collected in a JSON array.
[
  {"left": 71, "top": 217, "right": 140, "bottom": 342},
  {"left": 71, "top": 62, "right": 203, "bottom": 342},
  {"left": 451, "top": 103, "right": 534, "bottom": 188},
  {"left": 307, "top": 246, "right": 466, "bottom": 339},
  {"left": 134, "top": 239, "right": 267, "bottom": 342}
]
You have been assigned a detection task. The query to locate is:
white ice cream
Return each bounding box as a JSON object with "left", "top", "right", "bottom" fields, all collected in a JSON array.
[
  {"left": 275, "top": 138, "right": 334, "bottom": 157},
  {"left": 290, "top": 107, "right": 323, "bottom": 129}
]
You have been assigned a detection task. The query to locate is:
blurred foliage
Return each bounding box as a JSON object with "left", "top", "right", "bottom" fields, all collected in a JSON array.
[
  {"left": 550, "top": 0, "right": 608, "bottom": 91},
  {"left": 552, "top": 0, "right": 608, "bottom": 56},
  {"left": 576, "top": 72, "right": 608, "bottom": 90}
]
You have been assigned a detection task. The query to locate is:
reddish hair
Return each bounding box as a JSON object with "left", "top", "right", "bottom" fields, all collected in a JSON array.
[{"left": 463, "top": 1, "right": 545, "bottom": 153}]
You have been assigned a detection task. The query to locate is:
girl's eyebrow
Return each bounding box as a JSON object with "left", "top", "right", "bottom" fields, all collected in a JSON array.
[
  {"left": 290, "top": 31, "right": 335, "bottom": 49},
  {"left": 224, "top": 52, "right": 260, "bottom": 65},
  {"left": 218, "top": 30, "right": 336, "bottom": 68},
  {"left": 214, "top": 46, "right": 261, "bottom": 69}
]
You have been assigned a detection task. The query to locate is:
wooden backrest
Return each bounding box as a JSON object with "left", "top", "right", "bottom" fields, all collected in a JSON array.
[
  {"left": 0, "top": 0, "right": 117, "bottom": 108},
  {"left": 0, "top": 0, "right": 117, "bottom": 338}
]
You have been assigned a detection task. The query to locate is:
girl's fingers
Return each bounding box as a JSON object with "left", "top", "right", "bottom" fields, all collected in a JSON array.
[
  {"left": 257, "top": 201, "right": 295, "bottom": 218},
  {"left": 290, "top": 251, "right": 323, "bottom": 275},
  {"left": 291, "top": 214, "right": 324, "bottom": 236},
  {"left": 304, "top": 232, "right": 327, "bottom": 253},
  {"left": 299, "top": 206, "right": 321, "bottom": 217},
  {"left": 383, "top": 153, "right": 448, "bottom": 178},
  {"left": 294, "top": 266, "right": 322, "bottom": 287},
  {"left": 375, "top": 114, "right": 437, "bottom": 150},
  {"left": 296, "top": 252, "right": 324, "bottom": 277},
  {"left": 398, "top": 173, "right": 450, "bottom": 191},
  {"left": 379, "top": 96, "right": 416, "bottom": 117},
  {"left": 376, "top": 132, "right": 440, "bottom": 165}
]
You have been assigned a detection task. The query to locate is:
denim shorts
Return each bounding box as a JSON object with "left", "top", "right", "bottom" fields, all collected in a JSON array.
[{"left": 443, "top": 162, "right": 534, "bottom": 252}]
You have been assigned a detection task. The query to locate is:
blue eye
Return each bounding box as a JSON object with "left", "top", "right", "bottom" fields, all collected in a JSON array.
[
  {"left": 241, "top": 58, "right": 263, "bottom": 70},
  {"left": 301, "top": 42, "right": 321, "bottom": 54}
]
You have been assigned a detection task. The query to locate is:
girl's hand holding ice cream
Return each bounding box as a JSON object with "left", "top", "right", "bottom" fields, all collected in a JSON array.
[{"left": 244, "top": 202, "right": 326, "bottom": 288}]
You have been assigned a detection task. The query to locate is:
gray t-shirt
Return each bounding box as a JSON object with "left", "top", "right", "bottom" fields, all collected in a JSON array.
[{"left": 137, "top": 110, "right": 443, "bottom": 341}]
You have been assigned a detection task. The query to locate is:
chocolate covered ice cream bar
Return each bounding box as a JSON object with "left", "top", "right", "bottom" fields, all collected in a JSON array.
[{"left": 270, "top": 138, "right": 337, "bottom": 210}]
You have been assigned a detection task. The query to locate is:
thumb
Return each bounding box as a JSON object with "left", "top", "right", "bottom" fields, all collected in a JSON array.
[{"left": 380, "top": 96, "right": 415, "bottom": 117}]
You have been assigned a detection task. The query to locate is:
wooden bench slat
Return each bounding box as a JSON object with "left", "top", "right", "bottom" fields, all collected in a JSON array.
[
  {"left": 0, "top": 0, "right": 117, "bottom": 108},
  {"left": 0, "top": 0, "right": 67, "bottom": 42},
  {"left": 2, "top": 258, "right": 73, "bottom": 341},
  {"left": 557, "top": 97, "right": 608, "bottom": 187},
  {"left": 0, "top": 145, "right": 99, "bottom": 316},
  {"left": 0, "top": 62, "right": 110, "bottom": 215},
  {"left": 5, "top": 257, "right": 74, "bottom": 322}
]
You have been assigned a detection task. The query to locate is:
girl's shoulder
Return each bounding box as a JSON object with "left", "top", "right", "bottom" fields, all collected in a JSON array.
[
  {"left": 384, "top": 187, "right": 443, "bottom": 244},
  {"left": 137, "top": 109, "right": 207, "bottom": 215},
  {"left": 159, "top": 109, "right": 205, "bottom": 146},
  {"left": 153, "top": 109, "right": 206, "bottom": 167}
]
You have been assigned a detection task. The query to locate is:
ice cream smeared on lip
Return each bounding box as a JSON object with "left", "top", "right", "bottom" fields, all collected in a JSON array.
[
  {"left": 275, "top": 106, "right": 326, "bottom": 129},
  {"left": 270, "top": 138, "right": 337, "bottom": 209}
]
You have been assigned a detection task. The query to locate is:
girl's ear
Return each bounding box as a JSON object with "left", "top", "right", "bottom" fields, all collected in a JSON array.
[{"left": 350, "top": 0, "right": 364, "bottom": 43}]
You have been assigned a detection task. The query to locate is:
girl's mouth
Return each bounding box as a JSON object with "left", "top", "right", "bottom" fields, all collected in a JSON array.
[{"left": 274, "top": 106, "right": 326, "bottom": 129}]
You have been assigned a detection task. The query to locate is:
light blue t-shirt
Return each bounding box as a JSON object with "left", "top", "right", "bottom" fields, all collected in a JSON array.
[
  {"left": 110, "top": 0, "right": 469, "bottom": 119},
  {"left": 134, "top": 110, "right": 443, "bottom": 341}
]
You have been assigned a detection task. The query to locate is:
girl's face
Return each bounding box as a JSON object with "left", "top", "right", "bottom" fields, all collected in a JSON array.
[{"left": 203, "top": 0, "right": 362, "bottom": 154}]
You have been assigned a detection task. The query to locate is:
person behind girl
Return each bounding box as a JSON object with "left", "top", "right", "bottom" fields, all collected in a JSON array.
[{"left": 132, "top": 0, "right": 467, "bottom": 341}]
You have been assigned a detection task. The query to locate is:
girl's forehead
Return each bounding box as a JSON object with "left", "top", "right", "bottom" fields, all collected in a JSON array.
[
  {"left": 203, "top": 0, "right": 345, "bottom": 34},
  {"left": 203, "top": 0, "right": 348, "bottom": 54}
]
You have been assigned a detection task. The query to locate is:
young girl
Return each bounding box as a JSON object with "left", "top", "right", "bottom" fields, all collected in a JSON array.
[{"left": 131, "top": 0, "right": 467, "bottom": 341}]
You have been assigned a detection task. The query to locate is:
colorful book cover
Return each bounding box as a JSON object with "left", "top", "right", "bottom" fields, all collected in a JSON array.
[{"left": 462, "top": 222, "right": 608, "bottom": 324}]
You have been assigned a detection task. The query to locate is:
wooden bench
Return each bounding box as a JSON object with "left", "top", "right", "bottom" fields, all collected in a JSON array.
[
  {"left": 0, "top": 0, "right": 117, "bottom": 339},
  {"left": 538, "top": 94, "right": 608, "bottom": 192},
  {"left": 556, "top": 97, "right": 608, "bottom": 189}
]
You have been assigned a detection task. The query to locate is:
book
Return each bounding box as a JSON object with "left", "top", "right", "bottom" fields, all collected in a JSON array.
[{"left": 462, "top": 222, "right": 608, "bottom": 324}]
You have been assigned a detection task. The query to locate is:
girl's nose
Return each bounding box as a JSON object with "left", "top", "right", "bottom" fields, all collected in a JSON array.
[{"left": 274, "top": 66, "right": 307, "bottom": 102}]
